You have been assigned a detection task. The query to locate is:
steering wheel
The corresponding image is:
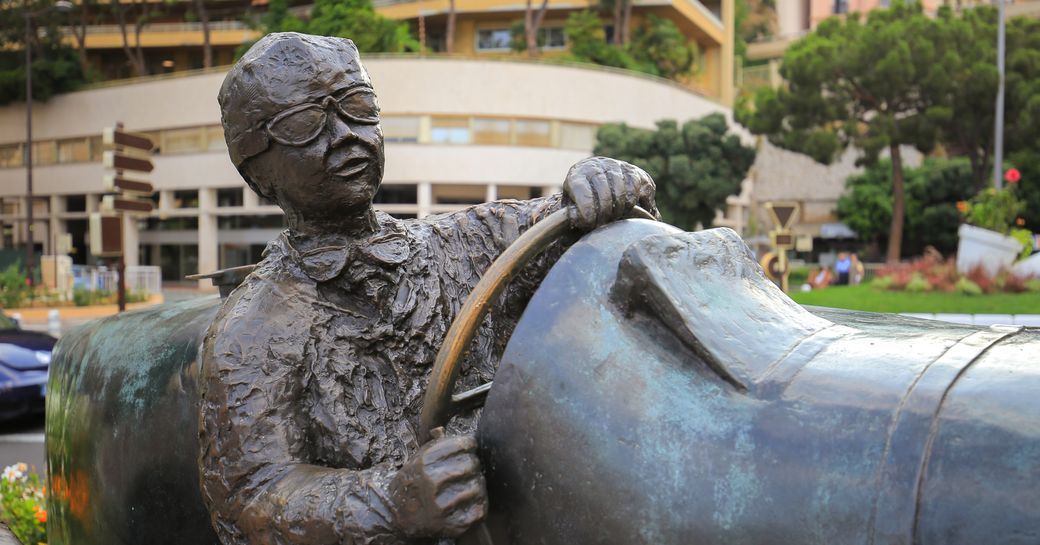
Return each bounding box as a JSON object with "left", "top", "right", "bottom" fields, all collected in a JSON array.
[{"left": 418, "top": 205, "right": 656, "bottom": 443}]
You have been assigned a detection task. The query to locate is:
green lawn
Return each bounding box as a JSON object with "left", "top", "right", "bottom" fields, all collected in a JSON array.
[{"left": 790, "top": 285, "right": 1040, "bottom": 314}]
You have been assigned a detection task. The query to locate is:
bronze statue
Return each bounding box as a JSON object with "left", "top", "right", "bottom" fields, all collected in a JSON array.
[
  {"left": 199, "top": 32, "right": 658, "bottom": 545},
  {"left": 43, "top": 31, "right": 1040, "bottom": 545}
]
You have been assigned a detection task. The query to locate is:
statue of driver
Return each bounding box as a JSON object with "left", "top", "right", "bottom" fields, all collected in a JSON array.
[{"left": 199, "top": 32, "right": 658, "bottom": 545}]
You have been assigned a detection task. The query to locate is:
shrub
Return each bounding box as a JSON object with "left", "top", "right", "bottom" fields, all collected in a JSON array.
[
  {"left": 955, "top": 277, "right": 983, "bottom": 296},
  {"left": 871, "top": 275, "right": 894, "bottom": 290},
  {"left": 1027, "top": 279, "right": 1040, "bottom": 293},
  {"left": 905, "top": 273, "right": 932, "bottom": 293},
  {"left": 0, "top": 464, "right": 46, "bottom": 545},
  {"left": 0, "top": 262, "right": 28, "bottom": 309}
]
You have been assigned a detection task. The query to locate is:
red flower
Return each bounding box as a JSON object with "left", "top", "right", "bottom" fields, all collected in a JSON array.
[
  {"left": 1005, "top": 168, "right": 1021, "bottom": 184},
  {"left": 1016, "top": 217, "right": 1026, "bottom": 226}
]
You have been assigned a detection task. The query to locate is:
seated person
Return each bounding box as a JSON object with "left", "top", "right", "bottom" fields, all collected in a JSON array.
[
  {"left": 809, "top": 266, "right": 833, "bottom": 289},
  {"left": 198, "top": 32, "right": 658, "bottom": 545}
]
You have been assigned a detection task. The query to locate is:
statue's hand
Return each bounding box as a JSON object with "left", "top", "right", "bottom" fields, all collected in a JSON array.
[
  {"left": 563, "top": 156, "right": 658, "bottom": 230},
  {"left": 388, "top": 433, "right": 487, "bottom": 538}
]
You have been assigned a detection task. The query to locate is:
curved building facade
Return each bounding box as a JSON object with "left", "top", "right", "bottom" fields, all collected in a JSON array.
[{"left": 0, "top": 57, "right": 729, "bottom": 285}]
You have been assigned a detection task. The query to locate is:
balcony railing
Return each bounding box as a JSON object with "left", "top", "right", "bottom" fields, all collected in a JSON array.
[{"left": 80, "top": 20, "right": 250, "bottom": 35}]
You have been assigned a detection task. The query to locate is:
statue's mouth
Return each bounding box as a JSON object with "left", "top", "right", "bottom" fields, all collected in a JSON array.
[{"left": 334, "top": 156, "right": 370, "bottom": 178}]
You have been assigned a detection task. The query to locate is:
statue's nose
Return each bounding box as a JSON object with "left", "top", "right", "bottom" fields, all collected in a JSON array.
[{"left": 327, "top": 113, "right": 357, "bottom": 147}]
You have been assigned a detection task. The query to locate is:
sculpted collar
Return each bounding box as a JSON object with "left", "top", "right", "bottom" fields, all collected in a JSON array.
[{"left": 280, "top": 229, "right": 412, "bottom": 282}]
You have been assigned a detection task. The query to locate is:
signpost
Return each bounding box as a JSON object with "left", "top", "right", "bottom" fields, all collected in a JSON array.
[
  {"left": 92, "top": 123, "right": 154, "bottom": 311},
  {"left": 764, "top": 201, "right": 800, "bottom": 292}
]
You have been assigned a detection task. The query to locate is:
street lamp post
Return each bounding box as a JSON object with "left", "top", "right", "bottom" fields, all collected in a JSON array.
[
  {"left": 23, "top": 0, "right": 72, "bottom": 288},
  {"left": 993, "top": 0, "right": 1006, "bottom": 190}
]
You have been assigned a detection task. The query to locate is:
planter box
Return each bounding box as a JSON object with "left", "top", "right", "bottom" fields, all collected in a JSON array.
[{"left": 956, "top": 224, "right": 1023, "bottom": 277}]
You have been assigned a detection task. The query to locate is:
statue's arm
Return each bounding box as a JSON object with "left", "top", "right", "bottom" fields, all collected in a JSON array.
[{"left": 198, "top": 290, "right": 400, "bottom": 545}]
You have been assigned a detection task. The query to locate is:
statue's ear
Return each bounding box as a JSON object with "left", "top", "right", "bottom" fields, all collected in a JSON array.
[{"left": 611, "top": 228, "right": 835, "bottom": 392}]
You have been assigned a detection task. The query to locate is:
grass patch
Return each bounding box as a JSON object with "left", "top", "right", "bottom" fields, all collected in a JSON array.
[{"left": 790, "top": 284, "right": 1040, "bottom": 314}]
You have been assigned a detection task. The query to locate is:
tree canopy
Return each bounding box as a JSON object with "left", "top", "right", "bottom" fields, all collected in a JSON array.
[
  {"left": 594, "top": 113, "right": 756, "bottom": 230},
  {"left": 0, "top": 0, "right": 88, "bottom": 105},
  {"left": 563, "top": 10, "right": 698, "bottom": 81},
  {"left": 838, "top": 158, "right": 977, "bottom": 258},
  {"left": 239, "top": 0, "right": 416, "bottom": 58},
  {"left": 738, "top": 1, "right": 951, "bottom": 262}
]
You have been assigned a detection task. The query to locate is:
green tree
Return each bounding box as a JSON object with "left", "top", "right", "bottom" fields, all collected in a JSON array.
[
  {"left": 594, "top": 113, "right": 756, "bottom": 230},
  {"left": 837, "top": 158, "right": 977, "bottom": 257},
  {"left": 239, "top": 0, "right": 416, "bottom": 58},
  {"left": 628, "top": 15, "right": 697, "bottom": 79},
  {"left": 304, "top": 0, "right": 416, "bottom": 52},
  {"left": 0, "top": 0, "right": 87, "bottom": 105},
  {"left": 739, "top": 2, "right": 951, "bottom": 262},
  {"left": 928, "top": 8, "right": 1040, "bottom": 190},
  {"left": 564, "top": 11, "right": 698, "bottom": 81}
]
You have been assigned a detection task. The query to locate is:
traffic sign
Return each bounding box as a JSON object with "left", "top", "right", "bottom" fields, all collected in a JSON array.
[
  {"left": 103, "top": 127, "right": 154, "bottom": 151},
  {"left": 759, "top": 252, "right": 787, "bottom": 281},
  {"left": 101, "top": 195, "right": 154, "bottom": 214},
  {"left": 770, "top": 229, "right": 795, "bottom": 250},
  {"left": 89, "top": 213, "right": 123, "bottom": 257},
  {"left": 103, "top": 150, "right": 154, "bottom": 173},
  {"left": 766, "top": 202, "right": 800, "bottom": 230},
  {"left": 103, "top": 174, "right": 154, "bottom": 195}
]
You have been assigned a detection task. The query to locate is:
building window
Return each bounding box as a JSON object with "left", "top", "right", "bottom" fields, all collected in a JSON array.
[
  {"left": 143, "top": 217, "right": 199, "bottom": 231},
  {"left": 430, "top": 117, "right": 471, "bottom": 144},
  {"left": 514, "top": 120, "right": 552, "bottom": 147},
  {"left": 172, "top": 190, "right": 199, "bottom": 209},
  {"left": 33, "top": 141, "right": 57, "bottom": 165},
  {"left": 217, "top": 215, "right": 286, "bottom": 230},
  {"left": 834, "top": 0, "right": 848, "bottom": 14},
  {"left": 163, "top": 127, "right": 206, "bottom": 154},
  {"left": 382, "top": 116, "right": 421, "bottom": 143},
  {"left": 477, "top": 28, "right": 513, "bottom": 51},
  {"left": 0, "top": 144, "right": 21, "bottom": 168},
  {"left": 207, "top": 126, "right": 227, "bottom": 152},
  {"left": 540, "top": 27, "right": 566, "bottom": 49},
  {"left": 559, "top": 122, "right": 597, "bottom": 150},
  {"left": 217, "top": 187, "right": 243, "bottom": 207},
  {"left": 65, "top": 194, "right": 87, "bottom": 213},
  {"left": 473, "top": 118, "right": 512, "bottom": 145},
  {"left": 88, "top": 136, "right": 103, "bottom": 161},
  {"left": 373, "top": 184, "right": 418, "bottom": 204},
  {"left": 58, "top": 138, "right": 90, "bottom": 163}
]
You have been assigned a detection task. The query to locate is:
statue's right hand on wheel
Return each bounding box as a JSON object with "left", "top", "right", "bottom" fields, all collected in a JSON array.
[
  {"left": 563, "top": 156, "right": 659, "bottom": 231},
  {"left": 389, "top": 433, "right": 488, "bottom": 538}
]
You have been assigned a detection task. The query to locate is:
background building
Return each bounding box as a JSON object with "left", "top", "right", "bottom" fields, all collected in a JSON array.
[{"left": 0, "top": 56, "right": 731, "bottom": 286}]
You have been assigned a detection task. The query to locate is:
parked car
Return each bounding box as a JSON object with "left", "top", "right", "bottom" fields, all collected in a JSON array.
[{"left": 0, "top": 312, "right": 54, "bottom": 420}]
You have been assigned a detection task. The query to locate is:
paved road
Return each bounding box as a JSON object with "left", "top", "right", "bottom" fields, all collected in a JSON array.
[{"left": 0, "top": 415, "right": 46, "bottom": 473}]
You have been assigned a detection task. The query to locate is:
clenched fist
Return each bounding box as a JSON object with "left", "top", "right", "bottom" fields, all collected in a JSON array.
[
  {"left": 388, "top": 433, "right": 487, "bottom": 538},
  {"left": 563, "top": 156, "right": 658, "bottom": 230}
]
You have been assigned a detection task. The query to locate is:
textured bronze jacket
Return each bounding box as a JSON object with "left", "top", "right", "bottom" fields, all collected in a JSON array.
[{"left": 199, "top": 196, "right": 563, "bottom": 545}]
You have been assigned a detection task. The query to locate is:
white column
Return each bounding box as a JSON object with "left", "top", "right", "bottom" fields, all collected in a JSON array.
[
  {"left": 197, "top": 188, "right": 219, "bottom": 290},
  {"left": 242, "top": 185, "right": 260, "bottom": 209},
  {"left": 485, "top": 184, "right": 497, "bottom": 203},
  {"left": 122, "top": 214, "right": 140, "bottom": 267},
  {"left": 48, "top": 195, "right": 63, "bottom": 255},
  {"left": 417, "top": 182, "right": 432, "bottom": 219}
]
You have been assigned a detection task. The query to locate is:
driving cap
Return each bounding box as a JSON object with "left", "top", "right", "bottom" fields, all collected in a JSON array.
[{"left": 219, "top": 32, "right": 372, "bottom": 167}]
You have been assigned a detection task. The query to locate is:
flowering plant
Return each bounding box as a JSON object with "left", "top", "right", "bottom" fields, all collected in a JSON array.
[
  {"left": 958, "top": 185, "right": 1026, "bottom": 235},
  {"left": 0, "top": 463, "right": 47, "bottom": 545}
]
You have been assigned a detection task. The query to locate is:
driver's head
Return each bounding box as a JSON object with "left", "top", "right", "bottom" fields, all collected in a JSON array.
[{"left": 219, "top": 33, "right": 385, "bottom": 226}]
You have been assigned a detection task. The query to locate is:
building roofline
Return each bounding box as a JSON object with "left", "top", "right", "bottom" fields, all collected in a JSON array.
[{"left": 79, "top": 53, "right": 723, "bottom": 105}]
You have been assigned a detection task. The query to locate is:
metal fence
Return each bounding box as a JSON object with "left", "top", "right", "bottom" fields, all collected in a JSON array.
[{"left": 72, "top": 265, "right": 162, "bottom": 296}]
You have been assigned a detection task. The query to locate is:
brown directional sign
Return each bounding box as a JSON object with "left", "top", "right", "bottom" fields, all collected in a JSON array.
[
  {"left": 89, "top": 213, "right": 123, "bottom": 257},
  {"left": 766, "top": 202, "right": 800, "bottom": 229},
  {"left": 103, "top": 127, "right": 154, "bottom": 151},
  {"left": 103, "top": 174, "right": 154, "bottom": 195},
  {"left": 103, "top": 151, "right": 154, "bottom": 173},
  {"left": 101, "top": 195, "right": 154, "bottom": 214}
]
